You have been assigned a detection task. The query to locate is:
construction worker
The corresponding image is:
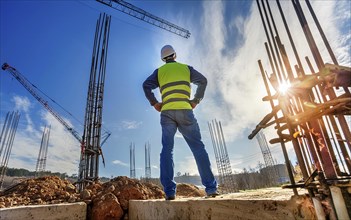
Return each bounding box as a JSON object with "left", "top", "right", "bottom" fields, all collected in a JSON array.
[{"left": 143, "top": 45, "right": 218, "bottom": 200}]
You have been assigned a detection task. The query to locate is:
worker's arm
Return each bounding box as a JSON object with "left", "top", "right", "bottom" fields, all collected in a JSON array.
[
  {"left": 143, "top": 69, "right": 160, "bottom": 106},
  {"left": 189, "top": 66, "right": 207, "bottom": 104}
]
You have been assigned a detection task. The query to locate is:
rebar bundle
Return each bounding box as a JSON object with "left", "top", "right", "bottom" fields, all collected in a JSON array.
[
  {"left": 35, "top": 125, "right": 51, "bottom": 177},
  {"left": 256, "top": 131, "right": 279, "bottom": 185},
  {"left": 145, "top": 142, "right": 151, "bottom": 180},
  {"left": 0, "top": 111, "right": 20, "bottom": 188},
  {"left": 130, "top": 142, "right": 136, "bottom": 179},
  {"left": 77, "top": 13, "right": 111, "bottom": 190},
  {"left": 249, "top": 0, "right": 350, "bottom": 219},
  {"left": 208, "top": 120, "right": 237, "bottom": 193}
]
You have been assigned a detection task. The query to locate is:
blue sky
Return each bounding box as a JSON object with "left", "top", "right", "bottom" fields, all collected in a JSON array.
[{"left": 0, "top": 0, "right": 350, "bottom": 178}]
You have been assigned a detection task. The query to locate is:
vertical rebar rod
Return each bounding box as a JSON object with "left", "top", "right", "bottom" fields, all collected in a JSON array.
[
  {"left": 78, "top": 13, "right": 111, "bottom": 190},
  {"left": 35, "top": 125, "right": 47, "bottom": 175},
  {"left": 292, "top": 0, "right": 324, "bottom": 69},
  {"left": 263, "top": 0, "right": 288, "bottom": 80},
  {"left": 0, "top": 111, "right": 20, "bottom": 188},
  {"left": 218, "top": 121, "right": 237, "bottom": 192},
  {"left": 292, "top": 0, "right": 339, "bottom": 179},
  {"left": 276, "top": 0, "right": 305, "bottom": 76},
  {"left": 256, "top": 0, "right": 282, "bottom": 83},
  {"left": 208, "top": 122, "right": 224, "bottom": 186},
  {"left": 305, "top": 0, "right": 338, "bottom": 66},
  {"left": 0, "top": 112, "right": 10, "bottom": 158},
  {"left": 258, "top": 60, "right": 298, "bottom": 195},
  {"left": 305, "top": 57, "right": 351, "bottom": 174}
]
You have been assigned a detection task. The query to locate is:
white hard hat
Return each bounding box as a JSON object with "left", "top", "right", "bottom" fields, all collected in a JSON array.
[{"left": 161, "top": 45, "right": 176, "bottom": 61}]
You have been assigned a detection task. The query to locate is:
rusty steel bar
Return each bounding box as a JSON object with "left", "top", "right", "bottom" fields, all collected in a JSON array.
[
  {"left": 292, "top": 0, "right": 340, "bottom": 179},
  {"left": 251, "top": 1, "right": 351, "bottom": 217},
  {"left": 305, "top": 57, "right": 351, "bottom": 174},
  {"left": 261, "top": 0, "right": 286, "bottom": 82},
  {"left": 256, "top": 0, "right": 283, "bottom": 83},
  {"left": 275, "top": 36, "right": 295, "bottom": 82},
  {"left": 262, "top": 0, "right": 287, "bottom": 81},
  {"left": 276, "top": 0, "right": 305, "bottom": 76},
  {"left": 300, "top": 1, "right": 351, "bottom": 147},
  {"left": 305, "top": 0, "right": 338, "bottom": 66},
  {"left": 258, "top": 60, "right": 298, "bottom": 195},
  {"left": 292, "top": 0, "right": 324, "bottom": 69}
]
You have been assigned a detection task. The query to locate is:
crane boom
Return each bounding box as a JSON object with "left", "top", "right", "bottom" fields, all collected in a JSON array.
[
  {"left": 2, "top": 63, "right": 82, "bottom": 142},
  {"left": 96, "top": 0, "right": 191, "bottom": 39}
]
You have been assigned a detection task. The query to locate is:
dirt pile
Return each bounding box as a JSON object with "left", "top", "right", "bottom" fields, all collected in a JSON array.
[
  {"left": 0, "top": 176, "right": 79, "bottom": 208},
  {"left": 0, "top": 175, "right": 205, "bottom": 219},
  {"left": 84, "top": 176, "right": 165, "bottom": 219},
  {"left": 176, "top": 183, "right": 206, "bottom": 197}
]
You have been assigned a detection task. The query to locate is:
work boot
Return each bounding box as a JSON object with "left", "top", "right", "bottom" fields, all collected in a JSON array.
[
  {"left": 206, "top": 191, "right": 220, "bottom": 198},
  {"left": 165, "top": 195, "right": 175, "bottom": 200}
]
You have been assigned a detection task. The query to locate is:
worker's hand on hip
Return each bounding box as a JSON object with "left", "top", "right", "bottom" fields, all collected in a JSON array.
[
  {"left": 153, "top": 103, "right": 162, "bottom": 112},
  {"left": 190, "top": 102, "right": 197, "bottom": 109}
]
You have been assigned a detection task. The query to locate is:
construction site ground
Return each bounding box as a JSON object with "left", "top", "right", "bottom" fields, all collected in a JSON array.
[{"left": 0, "top": 176, "right": 322, "bottom": 219}]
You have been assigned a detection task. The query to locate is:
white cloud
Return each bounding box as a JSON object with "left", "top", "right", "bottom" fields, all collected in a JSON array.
[
  {"left": 167, "top": 1, "right": 349, "bottom": 142},
  {"left": 157, "top": 1, "right": 350, "bottom": 173},
  {"left": 171, "top": 1, "right": 270, "bottom": 142},
  {"left": 8, "top": 108, "right": 80, "bottom": 176},
  {"left": 120, "top": 120, "right": 142, "bottom": 130},
  {"left": 12, "top": 96, "right": 35, "bottom": 133},
  {"left": 41, "top": 111, "right": 80, "bottom": 175},
  {"left": 174, "top": 156, "right": 199, "bottom": 176},
  {"left": 12, "top": 95, "right": 31, "bottom": 112},
  {"left": 112, "top": 159, "right": 129, "bottom": 167}
]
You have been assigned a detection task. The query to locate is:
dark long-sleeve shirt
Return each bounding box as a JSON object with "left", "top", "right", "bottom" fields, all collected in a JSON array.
[{"left": 143, "top": 61, "right": 207, "bottom": 106}]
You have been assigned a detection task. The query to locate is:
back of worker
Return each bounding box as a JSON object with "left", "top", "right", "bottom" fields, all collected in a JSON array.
[
  {"left": 143, "top": 45, "right": 219, "bottom": 200},
  {"left": 157, "top": 61, "right": 192, "bottom": 111}
]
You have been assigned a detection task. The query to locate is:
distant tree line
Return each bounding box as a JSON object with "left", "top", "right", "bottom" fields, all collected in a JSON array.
[
  {"left": 2, "top": 166, "right": 113, "bottom": 183},
  {"left": 1, "top": 166, "right": 68, "bottom": 178}
]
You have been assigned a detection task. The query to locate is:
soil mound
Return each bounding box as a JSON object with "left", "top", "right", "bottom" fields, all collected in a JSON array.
[
  {"left": 0, "top": 175, "right": 212, "bottom": 219},
  {"left": 176, "top": 183, "right": 206, "bottom": 197},
  {"left": 0, "top": 176, "right": 80, "bottom": 208}
]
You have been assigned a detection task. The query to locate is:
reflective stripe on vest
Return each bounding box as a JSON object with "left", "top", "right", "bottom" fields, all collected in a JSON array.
[{"left": 158, "top": 62, "right": 192, "bottom": 111}]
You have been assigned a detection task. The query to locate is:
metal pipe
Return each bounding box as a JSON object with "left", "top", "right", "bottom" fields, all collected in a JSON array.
[{"left": 329, "top": 186, "right": 350, "bottom": 220}]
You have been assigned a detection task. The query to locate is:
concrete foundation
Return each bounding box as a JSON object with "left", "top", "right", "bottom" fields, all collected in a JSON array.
[
  {"left": 0, "top": 202, "right": 86, "bottom": 220},
  {"left": 129, "top": 197, "right": 300, "bottom": 220}
]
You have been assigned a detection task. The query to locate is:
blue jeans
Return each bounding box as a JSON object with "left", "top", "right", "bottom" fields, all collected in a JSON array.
[{"left": 160, "top": 109, "right": 217, "bottom": 197}]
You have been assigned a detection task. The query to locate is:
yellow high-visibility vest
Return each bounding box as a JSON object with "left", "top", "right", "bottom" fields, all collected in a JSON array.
[{"left": 158, "top": 62, "right": 192, "bottom": 111}]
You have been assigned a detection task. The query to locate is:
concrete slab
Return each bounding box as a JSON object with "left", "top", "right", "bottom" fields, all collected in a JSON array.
[
  {"left": 129, "top": 189, "right": 314, "bottom": 220},
  {"left": 130, "top": 197, "right": 296, "bottom": 220},
  {"left": 0, "top": 202, "right": 87, "bottom": 220}
]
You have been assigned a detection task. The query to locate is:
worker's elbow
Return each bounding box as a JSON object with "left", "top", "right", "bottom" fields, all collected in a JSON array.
[
  {"left": 203, "top": 77, "right": 208, "bottom": 86},
  {"left": 142, "top": 81, "right": 150, "bottom": 91}
]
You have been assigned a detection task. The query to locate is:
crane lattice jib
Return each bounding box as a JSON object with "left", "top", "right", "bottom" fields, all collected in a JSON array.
[
  {"left": 1, "top": 63, "right": 82, "bottom": 143},
  {"left": 96, "top": 0, "right": 191, "bottom": 39}
]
